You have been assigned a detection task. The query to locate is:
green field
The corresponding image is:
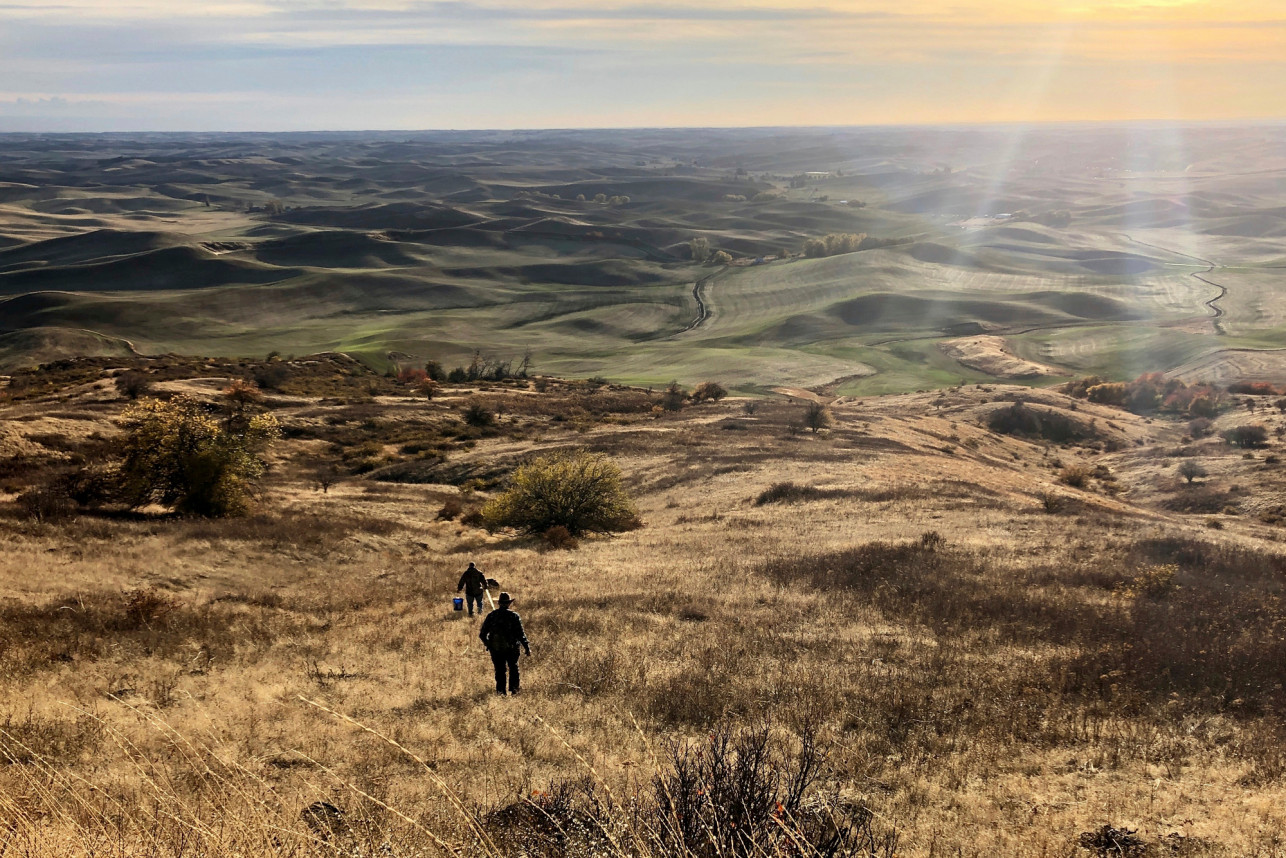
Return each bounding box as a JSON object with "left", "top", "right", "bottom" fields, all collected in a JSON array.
[{"left": 3, "top": 126, "right": 1285, "bottom": 390}]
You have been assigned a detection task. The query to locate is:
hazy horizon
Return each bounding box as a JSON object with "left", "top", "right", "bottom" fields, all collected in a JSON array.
[{"left": 2, "top": 1, "right": 1283, "bottom": 133}]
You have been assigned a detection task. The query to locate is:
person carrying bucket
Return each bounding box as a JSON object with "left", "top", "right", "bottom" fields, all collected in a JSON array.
[
  {"left": 479, "top": 593, "right": 531, "bottom": 696},
  {"left": 456, "top": 561, "right": 488, "bottom": 617}
]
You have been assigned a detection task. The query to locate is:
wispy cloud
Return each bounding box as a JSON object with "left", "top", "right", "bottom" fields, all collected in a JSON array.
[{"left": 0, "top": 0, "right": 1281, "bottom": 129}]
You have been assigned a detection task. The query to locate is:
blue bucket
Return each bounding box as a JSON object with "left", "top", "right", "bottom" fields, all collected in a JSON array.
[{"left": 452, "top": 597, "right": 464, "bottom": 612}]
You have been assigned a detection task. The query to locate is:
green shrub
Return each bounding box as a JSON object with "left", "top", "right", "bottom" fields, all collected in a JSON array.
[
  {"left": 482, "top": 450, "right": 640, "bottom": 536},
  {"left": 1223, "top": 424, "right": 1269, "bottom": 448}
]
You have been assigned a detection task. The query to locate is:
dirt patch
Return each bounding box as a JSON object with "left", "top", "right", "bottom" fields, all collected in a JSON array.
[{"left": 940, "top": 336, "right": 1059, "bottom": 379}]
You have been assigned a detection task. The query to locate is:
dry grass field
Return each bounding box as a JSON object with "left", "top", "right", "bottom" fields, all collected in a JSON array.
[{"left": 3, "top": 360, "right": 1286, "bottom": 856}]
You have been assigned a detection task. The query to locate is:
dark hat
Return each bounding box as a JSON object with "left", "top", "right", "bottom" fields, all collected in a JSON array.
[{"left": 497, "top": 592, "right": 514, "bottom": 606}]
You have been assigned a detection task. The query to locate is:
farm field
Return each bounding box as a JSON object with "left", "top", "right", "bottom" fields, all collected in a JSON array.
[{"left": 2, "top": 125, "right": 1285, "bottom": 394}]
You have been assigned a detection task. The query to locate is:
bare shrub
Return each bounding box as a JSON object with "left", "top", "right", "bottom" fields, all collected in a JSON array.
[
  {"left": 803, "top": 401, "right": 832, "bottom": 433},
  {"left": 1117, "top": 564, "right": 1178, "bottom": 599},
  {"left": 1188, "top": 417, "right": 1214, "bottom": 438},
  {"left": 541, "top": 525, "right": 579, "bottom": 550},
  {"left": 661, "top": 381, "right": 687, "bottom": 412},
  {"left": 123, "top": 587, "right": 178, "bottom": 630},
  {"left": 114, "top": 370, "right": 152, "bottom": 400},
  {"left": 1178, "top": 460, "right": 1208, "bottom": 484},
  {"left": 755, "top": 482, "right": 850, "bottom": 505},
  {"left": 436, "top": 496, "right": 464, "bottom": 520},
  {"left": 462, "top": 401, "right": 495, "bottom": 427},
  {"left": 690, "top": 381, "right": 727, "bottom": 403},
  {"left": 15, "top": 484, "right": 76, "bottom": 522},
  {"left": 1058, "top": 466, "right": 1092, "bottom": 488},
  {"left": 1159, "top": 487, "right": 1239, "bottom": 514},
  {"left": 1077, "top": 824, "right": 1148, "bottom": 857},
  {"left": 650, "top": 722, "right": 897, "bottom": 858}
]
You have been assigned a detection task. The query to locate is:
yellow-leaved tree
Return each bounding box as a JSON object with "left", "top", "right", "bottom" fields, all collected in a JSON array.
[
  {"left": 482, "top": 450, "right": 640, "bottom": 536},
  {"left": 117, "top": 395, "right": 280, "bottom": 517}
]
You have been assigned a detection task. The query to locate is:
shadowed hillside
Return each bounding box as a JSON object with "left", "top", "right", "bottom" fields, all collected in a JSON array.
[{"left": 1, "top": 126, "right": 1284, "bottom": 391}]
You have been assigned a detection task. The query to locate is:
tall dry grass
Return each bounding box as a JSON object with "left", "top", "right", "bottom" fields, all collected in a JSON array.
[{"left": 4, "top": 383, "right": 1286, "bottom": 855}]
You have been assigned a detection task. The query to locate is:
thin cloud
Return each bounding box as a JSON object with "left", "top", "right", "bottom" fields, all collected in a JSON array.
[{"left": 0, "top": 0, "right": 1281, "bottom": 129}]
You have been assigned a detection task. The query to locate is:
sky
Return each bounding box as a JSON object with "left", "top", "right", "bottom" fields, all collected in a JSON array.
[{"left": 0, "top": 0, "right": 1282, "bottom": 131}]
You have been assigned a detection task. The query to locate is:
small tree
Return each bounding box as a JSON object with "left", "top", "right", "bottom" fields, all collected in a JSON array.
[
  {"left": 689, "top": 237, "right": 711, "bottom": 263},
  {"left": 1178, "top": 460, "right": 1208, "bottom": 484},
  {"left": 803, "top": 401, "right": 833, "bottom": 434},
  {"left": 482, "top": 450, "right": 640, "bottom": 536},
  {"left": 691, "top": 381, "right": 727, "bottom": 403},
  {"left": 711, "top": 250, "right": 732, "bottom": 265},
  {"left": 1223, "top": 424, "right": 1269, "bottom": 448},
  {"left": 115, "top": 371, "right": 152, "bottom": 401},
  {"left": 117, "top": 396, "right": 280, "bottom": 517},
  {"left": 314, "top": 463, "right": 342, "bottom": 494}
]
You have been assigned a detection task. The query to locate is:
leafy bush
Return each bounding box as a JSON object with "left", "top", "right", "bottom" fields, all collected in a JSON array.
[
  {"left": 1068, "top": 373, "right": 1226, "bottom": 416},
  {"left": 1086, "top": 382, "right": 1128, "bottom": 406},
  {"left": 690, "top": 381, "right": 727, "bottom": 403},
  {"left": 116, "top": 396, "right": 280, "bottom": 517},
  {"left": 689, "top": 236, "right": 711, "bottom": 263},
  {"left": 802, "top": 232, "right": 866, "bottom": 258},
  {"left": 482, "top": 450, "right": 640, "bottom": 536},
  {"left": 251, "top": 363, "right": 290, "bottom": 391}
]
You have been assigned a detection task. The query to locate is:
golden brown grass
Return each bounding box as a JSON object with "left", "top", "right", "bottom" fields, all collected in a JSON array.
[{"left": 4, "top": 373, "right": 1286, "bottom": 856}]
